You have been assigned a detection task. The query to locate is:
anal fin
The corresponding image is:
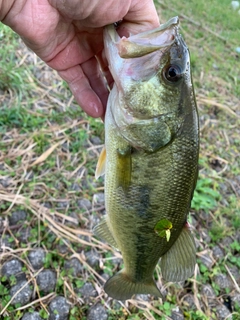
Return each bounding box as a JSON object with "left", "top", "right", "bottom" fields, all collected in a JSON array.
[{"left": 160, "top": 224, "right": 196, "bottom": 282}]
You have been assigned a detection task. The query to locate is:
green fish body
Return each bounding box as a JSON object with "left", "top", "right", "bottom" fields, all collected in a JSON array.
[{"left": 95, "top": 17, "right": 199, "bottom": 300}]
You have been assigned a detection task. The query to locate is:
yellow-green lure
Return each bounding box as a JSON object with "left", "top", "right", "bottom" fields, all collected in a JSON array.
[{"left": 154, "top": 219, "right": 173, "bottom": 242}]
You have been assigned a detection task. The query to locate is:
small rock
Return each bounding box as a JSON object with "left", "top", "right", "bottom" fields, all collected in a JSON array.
[
  {"left": 8, "top": 210, "right": 27, "bottom": 225},
  {"left": 0, "top": 234, "right": 16, "bottom": 249},
  {"left": 214, "top": 273, "right": 232, "bottom": 291},
  {"left": 77, "top": 198, "right": 92, "bottom": 210},
  {"left": 228, "top": 265, "right": 240, "bottom": 284},
  {"left": 17, "top": 228, "right": 30, "bottom": 243},
  {"left": 0, "top": 259, "right": 23, "bottom": 278},
  {"left": 37, "top": 269, "right": 56, "bottom": 294},
  {"left": 10, "top": 280, "right": 33, "bottom": 306},
  {"left": 93, "top": 193, "right": 105, "bottom": 205},
  {"left": 48, "top": 296, "right": 70, "bottom": 320},
  {"left": 55, "top": 241, "right": 70, "bottom": 254},
  {"left": 65, "top": 211, "right": 79, "bottom": 227},
  {"left": 221, "top": 236, "right": 233, "bottom": 247},
  {"left": 87, "top": 303, "right": 108, "bottom": 320},
  {"left": 0, "top": 178, "right": 10, "bottom": 188},
  {"left": 21, "top": 312, "right": 43, "bottom": 320},
  {"left": 215, "top": 304, "right": 232, "bottom": 320},
  {"left": 201, "top": 284, "right": 216, "bottom": 298},
  {"left": 90, "top": 136, "right": 102, "bottom": 145},
  {"left": 182, "top": 294, "right": 197, "bottom": 310},
  {"left": 28, "top": 249, "right": 46, "bottom": 270},
  {"left": 77, "top": 282, "right": 97, "bottom": 301},
  {"left": 232, "top": 293, "right": 240, "bottom": 308},
  {"left": 212, "top": 245, "right": 224, "bottom": 260},
  {"left": 200, "top": 229, "right": 211, "bottom": 243},
  {"left": 85, "top": 250, "right": 100, "bottom": 268},
  {"left": 64, "top": 258, "right": 84, "bottom": 277},
  {"left": 171, "top": 306, "right": 184, "bottom": 320},
  {"left": 199, "top": 250, "right": 214, "bottom": 269}
]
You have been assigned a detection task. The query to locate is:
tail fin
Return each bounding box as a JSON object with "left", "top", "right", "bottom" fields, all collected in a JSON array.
[{"left": 104, "top": 270, "right": 162, "bottom": 300}]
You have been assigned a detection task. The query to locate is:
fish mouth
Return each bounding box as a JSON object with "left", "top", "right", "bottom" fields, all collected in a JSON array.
[{"left": 117, "top": 16, "right": 179, "bottom": 59}]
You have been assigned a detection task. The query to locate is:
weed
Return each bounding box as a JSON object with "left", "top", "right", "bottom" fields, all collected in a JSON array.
[{"left": 192, "top": 177, "right": 221, "bottom": 211}]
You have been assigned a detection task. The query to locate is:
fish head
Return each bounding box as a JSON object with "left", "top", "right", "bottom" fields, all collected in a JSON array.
[{"left": 104, "top": 17, "right": 197, "bottom": 152}]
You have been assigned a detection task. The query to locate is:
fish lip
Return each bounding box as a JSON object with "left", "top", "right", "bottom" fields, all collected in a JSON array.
[{"left": 117, "top": 16, "right": 179, "bottom": 59}]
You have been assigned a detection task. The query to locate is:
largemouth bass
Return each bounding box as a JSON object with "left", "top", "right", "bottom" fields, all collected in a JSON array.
[{"left": 95, "top": 16, "right": 199, "bottom": 300}]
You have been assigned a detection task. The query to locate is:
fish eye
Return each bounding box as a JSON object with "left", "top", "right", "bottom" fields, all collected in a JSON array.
[{"left": 163, "top": 64, "right": 182, "bottom": 83}]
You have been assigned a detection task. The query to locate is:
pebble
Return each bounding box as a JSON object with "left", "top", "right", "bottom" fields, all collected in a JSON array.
[
  {"left": 221, "top": 236, "right": 233, "bottom": 247},
  {"left": 201, "top": 284, "right": 216, "bottom": 298},
  {"left": 21, "top": 312, "right": 42, "bottom": 320},
  {"left": 87, "top": 303, "right": 108, "bottom": 320},
  {"left": 212, "top": 245, "right": 224, "bottom": 260},
  {"left": 10, "top": 280, "right": 33, "bottom": 306},
  {"left": 17, "top": 228, "right": 30, "bottom": 243},
  {"left": 28, "top": 248, "right": 46, "bottom": 270},
  {"left": 48, "top": 296, "right": 71, "bottom": 320},
  {"left": 8, "top": 210, "right": 27, "bottom": 225},
  {"left": 77, "top": 198, "right": 92, "bottom": 210},
  {"left": 0, "top": 259, "right": 23, "bottom": 278},
  {"left": 36, "top": 269, "right": 57, "bottom": 294},
  {"left": 171, "top": 306, "right": 184, "bottom": 320},
  {"left": 213, "top": 273, "right": 233, "bottom": 290},
  {"left": 85, "top": 250, "right": 100, "bottom": 268},
  {"left": 182, "top": 294, "right": 197, "bottom": 310},
  {"left": 90, "top": 136, "right": 102, "bottom": 145},
  {"left": 77, "top": 282, "right": 98, "bottom": 302},
  {"left": 215, "top": 304, "right": 232, "bottom": 320},
  {"left": 199, "top": 250, "right": 214, "bottom": 269},
  {"left": 64, "top": 257, "right": 84, "bottom": 277},
  {"left": 93, "top": 193, "right": 105, "bottom": 205}
]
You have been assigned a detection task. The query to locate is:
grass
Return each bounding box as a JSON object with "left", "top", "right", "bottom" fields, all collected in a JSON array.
[{"left": 0, "top": 0, "right": 240, "bottom": 319}]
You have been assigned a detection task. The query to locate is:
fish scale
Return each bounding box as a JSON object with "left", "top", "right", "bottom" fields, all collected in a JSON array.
[{"left": 94, "top": 16, "right": 199, "bottom": 300}]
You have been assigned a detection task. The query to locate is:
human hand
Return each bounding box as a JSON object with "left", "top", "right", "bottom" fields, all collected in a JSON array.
[{"left": 1, "top": 0, "right": 159, "bottom": 117}]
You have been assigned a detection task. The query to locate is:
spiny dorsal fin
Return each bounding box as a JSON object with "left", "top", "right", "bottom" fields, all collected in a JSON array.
[{"left": 95, "top": 146, "right": 106, "bottom": 179}]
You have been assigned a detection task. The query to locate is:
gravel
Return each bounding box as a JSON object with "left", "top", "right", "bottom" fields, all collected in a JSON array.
[
  {"left": 8, "top": 210, "right": 27, "bottom": 225},
  {"left": 36, "top": 269, "right": 57, "bottom": 294},
  {"left": 48, "top": 296, "right": 70, "bottom": 320},
  {"left": 77, "top": 198, "right": 92, "bottom": 210},
  {"left": 215, "top": 304, "right": 233, "bottom": 320},
  {"left": 28, "top": 248, "right": 46, "bottom": 270},
  {"left": 87, "top": 303, "right": 108, "bottom": 320},
  {"left": 77, "top": 282, "right": 98, "bottom": 302},
  {"left": 21, "top": 312, "right": 43, "bottom": 320},
  {"left": 85, "top": 250, "right": 100, "bottom": 268},
  {"left": 0, "top": 258, "right": 23, "bottom": 278},
  {"left": 213, "top": 273, "right": 233, "bottom": 291},
  {"left": 64, "top": 257, "right": 84, "bottom": 277},
  {"left": 10, "top": 280, "right": 33, "bottom": 306}
]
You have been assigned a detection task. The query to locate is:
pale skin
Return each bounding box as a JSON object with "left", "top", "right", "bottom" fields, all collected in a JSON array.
[{"left": 0, "top": 0, "right": 160, "bottom": 117}]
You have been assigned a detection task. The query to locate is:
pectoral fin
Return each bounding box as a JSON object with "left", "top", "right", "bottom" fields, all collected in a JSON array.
[
  {"left": 93, "top": 216, "right": 118, "bottom": 249},
  {"left": 160, "top": 224, "right": 196, "bottom": 282},
  {"left": 95, "top": 146, "right": 106, "bottom": 179},
  {"left": 116, "top": 146, "right": 132, "bottom": 191}
]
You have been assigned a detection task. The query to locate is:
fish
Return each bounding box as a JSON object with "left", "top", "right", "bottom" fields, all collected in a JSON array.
[{"left": 94, "top": 16, "right": 199, "bottom": 301}]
